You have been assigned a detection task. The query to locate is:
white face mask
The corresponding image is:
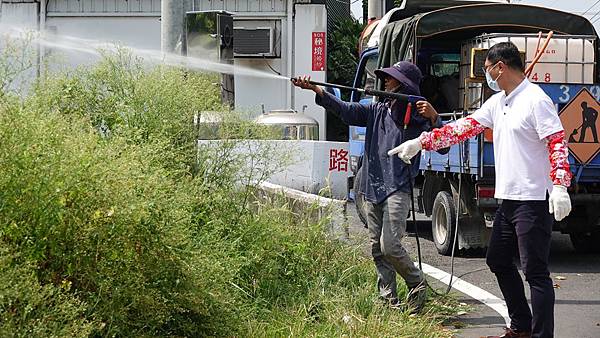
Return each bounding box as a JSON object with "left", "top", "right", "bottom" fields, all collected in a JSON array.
[{"left": 485, "top": 62, "right": 502, "bottom": 92}]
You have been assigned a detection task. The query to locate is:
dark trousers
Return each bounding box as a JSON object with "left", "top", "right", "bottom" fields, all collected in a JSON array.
[{"left": 486, "top": 199, "right": 554, "bottom": 338}]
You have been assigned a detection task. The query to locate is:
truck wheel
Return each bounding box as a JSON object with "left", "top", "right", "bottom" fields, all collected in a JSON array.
[
  {"left": 569, "top": 231, "right": 600, "bottom": 253},
  {"left": 431, "top": 191, "right": 457, "bottom": 256},
  {"left": 354, "top": 166, "right": 368, "bottom": 228}
]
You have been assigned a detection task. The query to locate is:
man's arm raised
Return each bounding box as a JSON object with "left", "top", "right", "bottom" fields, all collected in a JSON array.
[{"left": 388, "top": 116, "right": 486, "bottom": 163}]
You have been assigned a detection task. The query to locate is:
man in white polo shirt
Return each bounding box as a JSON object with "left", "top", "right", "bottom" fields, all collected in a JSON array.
[{"left": 388, "top": 42, "right": 572, "bottom": 338}]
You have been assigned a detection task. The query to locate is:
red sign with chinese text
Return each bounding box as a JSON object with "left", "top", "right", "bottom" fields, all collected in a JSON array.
[
  {"left": 329, "top": 149, "right": 348, "bottom": 172},
  {"left": 312, "top": 32, "right": 326, "bottom": 71}
]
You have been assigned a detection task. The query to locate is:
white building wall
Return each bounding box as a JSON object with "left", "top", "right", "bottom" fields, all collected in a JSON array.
[
  {"left": 234, "top": 57, "right": 288, "bottom": 115},
  {"left": 42, "top": 0, "right": 161, "bottom": 66},
  {"left": 0, "top": 2, "right": 41, "bottom": 93},
  {"left": 45, "top": 17, "right": 160, "bottom": 51},
  {"left": 44, "top": 16, "right": 161, "bottom": 66},
  {"left": 233, "top": 12, "right": 289, "bottom": 118}
]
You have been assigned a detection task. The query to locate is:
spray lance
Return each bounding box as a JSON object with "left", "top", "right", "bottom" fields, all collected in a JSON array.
[
  {"left": 290, "top": 76, "right": 426, "bottom": 271},
  {"left": 290, "top": 78, "right": 425, "bottom": 118},
  {"left": 289, "top": 77, "right": 426, "bottom": 142}
]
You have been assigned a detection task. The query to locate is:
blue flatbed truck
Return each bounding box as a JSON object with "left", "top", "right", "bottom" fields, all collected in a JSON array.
[{"left": 348, "top": 2, "right": 600, "bottom": 254}]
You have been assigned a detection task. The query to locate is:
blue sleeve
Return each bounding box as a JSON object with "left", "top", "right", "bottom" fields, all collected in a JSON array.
[
  {"left": 315, "top": 91, "right": 373, "bottom": 127},
  {"left": 430, "top": 115, "right": 444, "bottom": 130},
  {"left": 412, "top": 106, "right": 443, "bottom": 132}
]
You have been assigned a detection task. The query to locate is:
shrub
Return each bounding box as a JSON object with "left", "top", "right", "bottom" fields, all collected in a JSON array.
[
  {"left": 0, "top": 103, "right": 238, "bottom": 336},
  {"left": 0, "top": 246, "right": 95, "bottom": 337}
]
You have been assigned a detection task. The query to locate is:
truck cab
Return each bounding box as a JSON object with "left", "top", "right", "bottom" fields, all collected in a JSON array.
[{"left": 350, "top": 2, "right": 600, "bottom": 254}]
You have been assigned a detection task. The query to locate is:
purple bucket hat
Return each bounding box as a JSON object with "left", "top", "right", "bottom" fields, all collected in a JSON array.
[{"left": 374, "top": 61, "right": 422, "bottom": 96}]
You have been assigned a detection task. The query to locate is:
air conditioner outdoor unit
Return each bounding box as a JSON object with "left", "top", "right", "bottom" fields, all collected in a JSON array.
[{"left": 233, "top": 27, "right": 277, "bottom": 57}]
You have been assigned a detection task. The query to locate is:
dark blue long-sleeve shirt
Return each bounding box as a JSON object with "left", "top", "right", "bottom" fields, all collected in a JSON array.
[{"left": 316, "top": 91, "right": 443, "bottom": 204}]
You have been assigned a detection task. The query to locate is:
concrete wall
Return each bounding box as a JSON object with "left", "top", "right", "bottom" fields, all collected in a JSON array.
[
  {"left": 258, "top": 181, "right": 348, "bottom": 241},
  {"left": 266, "top": 140, "right": 349, "bottom": 198},
  {"left": 197, "top": 139, "right": 349, "bottom": 199}
]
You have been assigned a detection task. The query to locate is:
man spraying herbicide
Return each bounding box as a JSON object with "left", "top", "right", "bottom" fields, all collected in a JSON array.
[
  {"left": 292, "top": 61, "right": 445, "bottom": 313},
  {"left": 389, "top": 42, "right": 572, "bottom": 338}
]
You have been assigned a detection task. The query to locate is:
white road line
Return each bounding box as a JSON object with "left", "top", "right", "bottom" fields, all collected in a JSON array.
[{"left": 419, "top": 262, "right": 510, "bottom": 326}]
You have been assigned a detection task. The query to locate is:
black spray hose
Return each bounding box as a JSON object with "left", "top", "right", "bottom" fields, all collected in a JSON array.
[
  {"left": 402, "top": 117, "right": 424, "bottom": 273},
  {"left": 408, "top": 162, "right": 424, "bottom": 271},
  {"left": 405, "top": 110, "right": 463, "bottom": 297},
  {"left": 446, "top": 145, "right": 462, "bottom": 294},
  {"left": 445, "top": 111, "right": 465, "bottom": 295}
]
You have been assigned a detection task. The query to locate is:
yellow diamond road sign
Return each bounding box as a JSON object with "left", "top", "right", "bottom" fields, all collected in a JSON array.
[{"left": 560, "top": 88, "right": 600, "bottom": 164}]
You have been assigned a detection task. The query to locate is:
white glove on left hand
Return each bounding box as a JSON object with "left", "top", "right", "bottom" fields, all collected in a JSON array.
[
  {"left": 549, "top": 185, "right": 571, "bottom": 221},
  {"left": 387, "top": 138, "right": 422, "bottom": 164}
]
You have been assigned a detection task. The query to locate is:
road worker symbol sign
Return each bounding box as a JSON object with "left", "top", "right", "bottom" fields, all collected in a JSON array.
[{"left": 559, "top": 88, "right": 600, "bottom": 164}]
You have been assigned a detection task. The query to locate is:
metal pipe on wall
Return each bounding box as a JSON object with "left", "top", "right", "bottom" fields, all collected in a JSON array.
[
  {"left": 161, "top": 0, "right": 184, "bottom": 54},
  {"left": 287, "top": 0, "right": 294, "bottom": 110},
  {"left": 39, "top": 0, "right": 47, "bottom": 78}
]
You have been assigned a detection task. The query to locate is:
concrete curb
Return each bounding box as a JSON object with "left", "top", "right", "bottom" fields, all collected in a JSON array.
[{"left": 258, "top": 181, "right": 349, "bottom": 241}]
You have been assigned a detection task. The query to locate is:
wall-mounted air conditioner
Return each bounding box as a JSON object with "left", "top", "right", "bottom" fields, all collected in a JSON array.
[{"left": 233, "top": 22, "right": 281, "bottom": 58}]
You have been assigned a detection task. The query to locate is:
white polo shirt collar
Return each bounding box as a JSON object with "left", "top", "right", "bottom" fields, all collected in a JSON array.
[{"left": 500, "top": 78, "right": 529, "bottom": 107}]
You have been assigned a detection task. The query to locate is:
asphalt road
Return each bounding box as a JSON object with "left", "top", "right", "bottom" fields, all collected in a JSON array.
[{"left": 345, "top": 202, "right": 600, "bottom": 338}]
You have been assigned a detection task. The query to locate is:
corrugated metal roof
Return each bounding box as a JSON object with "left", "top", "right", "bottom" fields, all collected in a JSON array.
[
  {"left": 43, "top": 0, "right": 351, "bottom": 34},
  {"left": 47, "top": 0, "right": 161, "bottom": 14},
  {"left": 191, "top": 0, "right": 287, "bottom": 12},
  {"left": 45, "top": 0, "right": 350, "bottom": 17},
  {"left": 46, "top": 0, "right": 291, "bottom": 14}
]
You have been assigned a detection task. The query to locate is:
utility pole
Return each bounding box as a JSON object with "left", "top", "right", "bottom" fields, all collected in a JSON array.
[
  {"left": 367, "top": 0, "right": 383, "bottom": 21},
  {"left": 161, "top": 0, "right": 184, "bottom": 54}
]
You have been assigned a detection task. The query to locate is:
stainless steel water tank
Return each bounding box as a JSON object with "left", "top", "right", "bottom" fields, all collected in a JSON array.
[{"left": 254, "top": 109, "right": 319, "bottom": 140}]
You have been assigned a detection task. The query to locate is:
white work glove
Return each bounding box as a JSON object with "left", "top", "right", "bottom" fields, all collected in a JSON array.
[
  {"left": 387, "top": 138, "right": 422, "bottom": 164},
  {"left": 548, "top": 185, "right": 571, "bottom": 221}
]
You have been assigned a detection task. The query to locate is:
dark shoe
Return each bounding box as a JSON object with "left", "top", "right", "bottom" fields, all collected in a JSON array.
[
  {"left": 406, "top": 279, "right": 427, "bottom": 313},
  {"left": 484, "top": 327, "right": 531, "bottom": 338}
]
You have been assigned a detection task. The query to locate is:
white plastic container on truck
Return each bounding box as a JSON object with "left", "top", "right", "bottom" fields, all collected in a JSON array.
[
  {"left": 467, "top": 33, "right": 595, "bottom": 83},
  {"left": 459, "top": 33, "right": 597, "bottom": 110}
]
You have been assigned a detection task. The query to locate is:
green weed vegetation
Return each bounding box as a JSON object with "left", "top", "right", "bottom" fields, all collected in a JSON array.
[{"left": 0, "top": 49, "right": 462, "bottom": 337}]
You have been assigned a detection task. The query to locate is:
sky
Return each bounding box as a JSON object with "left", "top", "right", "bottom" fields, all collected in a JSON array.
[{"left": 350, "top": 0, "right": 600, "bottom": 34}]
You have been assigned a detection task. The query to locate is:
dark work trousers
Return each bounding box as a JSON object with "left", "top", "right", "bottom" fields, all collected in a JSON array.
[
  {"left": 486, "top": 199, "right": 554, "bottom": 338},
  {"left": 365, "top": 190, "right": 423, "bottom": 303}
]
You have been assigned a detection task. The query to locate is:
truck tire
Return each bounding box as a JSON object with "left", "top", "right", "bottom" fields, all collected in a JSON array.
[
  {"left": 569, "top": 231, "right": 600, "bottom": 253},
  {"left": 431, "top": 191, "right": 457, "bottom": 255},
  {"left": 354, "top": 165, "right": 368, "bottom": 228}
]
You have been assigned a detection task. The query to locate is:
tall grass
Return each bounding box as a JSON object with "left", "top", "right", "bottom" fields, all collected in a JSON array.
[{"left": 0, "top": 46, "right": 462, "bottom": 337}]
